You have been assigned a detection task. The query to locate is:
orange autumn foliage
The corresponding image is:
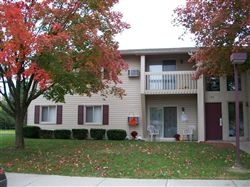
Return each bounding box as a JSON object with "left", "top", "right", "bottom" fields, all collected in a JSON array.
[
  {"left": 173, "top": 0, "right": 250, "bottom": 78},
  {"left": 0, "top": 0, "right": 129, "bottom": 149}
]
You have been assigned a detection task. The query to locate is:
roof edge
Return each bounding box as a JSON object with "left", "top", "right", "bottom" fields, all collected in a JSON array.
[{"left": 119, "top": 47, "right": 197, "bottom": 55}]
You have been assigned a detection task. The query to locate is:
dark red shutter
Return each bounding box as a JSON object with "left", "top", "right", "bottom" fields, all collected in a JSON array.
[
  {"left": 78, "top": 105, "right": 84, "bottom": 125},
  {"left": 34, "top": 105, "right": 40, "bottom": 124},
  {"left": 56, "top": 105, "right": 63, "bottom": 124},
  {"left": 103, "top": 105, "right": 109, "bottom": 125}
]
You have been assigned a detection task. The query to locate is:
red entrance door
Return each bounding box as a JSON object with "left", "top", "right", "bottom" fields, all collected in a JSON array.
[{"left": 205, "top": 103, "right": 222, "bottom": 140}]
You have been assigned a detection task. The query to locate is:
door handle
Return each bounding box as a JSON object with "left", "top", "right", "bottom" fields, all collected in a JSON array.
[{"left": 219, "top": 118, "right": 223, "bottom": 126}]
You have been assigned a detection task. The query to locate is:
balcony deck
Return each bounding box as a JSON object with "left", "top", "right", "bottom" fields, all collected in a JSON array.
[{"left": 144, "top": 71, "right": 197, "bottom": 94}]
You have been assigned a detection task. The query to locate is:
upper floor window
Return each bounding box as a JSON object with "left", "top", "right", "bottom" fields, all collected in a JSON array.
[
  {"left": 227, "top": 76, "right": 241, "bottom": 91},
  {"left": 162, "top": 60, "right": 176, "bottom": 71},
  {"left": 149, "top": 65, "right": 162, "bottom": 72},
  {"left": 148, "top": 60, "right": 176, "bottom": 72},
  {"left": 206, "top": 76, "right": 220, "bottom": 91}
]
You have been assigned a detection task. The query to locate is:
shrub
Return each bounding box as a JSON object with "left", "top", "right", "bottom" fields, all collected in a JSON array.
[
  {"left": 107, "top": 129, "right": 127, "bottom": 140},
  {"left": 72, "top": 129, "right": 88, "bottom": 140},
  {"left": 174, "top": 134, "right": 181, "bottom": 141},
  {"left": 23, "top": 126, "right": 41, "bottom": 138},
  {"left": 90, "top": 128, "right": 106, "bottom": 140},
  {"left": 54, "top": 129, "right": 71, "bottom": 139},
  {"left": 0, "top": 110, "right": 15, "bottom": 130},
  {"left": 0, "top": 119, "right": 15, "bottom": 130},
  {"left": 39, "top": 129, "right": 54, "bottom": 139}
]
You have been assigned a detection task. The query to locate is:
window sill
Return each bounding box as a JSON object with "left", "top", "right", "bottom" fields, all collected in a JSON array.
[{"left": 40, "top": 122, "right": 56, "bottom": 125}]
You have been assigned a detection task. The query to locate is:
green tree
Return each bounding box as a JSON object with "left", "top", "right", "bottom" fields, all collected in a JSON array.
[
  {"left": 0, "top": 0, "right": 129, "bottom": 149},
  {"left": 0, "top": 107, "right": 15, "bottom": 130}
]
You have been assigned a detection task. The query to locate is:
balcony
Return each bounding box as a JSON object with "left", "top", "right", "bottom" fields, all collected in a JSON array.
[{"left": 144, "top": 71, "right": 197, "bottom": 94}]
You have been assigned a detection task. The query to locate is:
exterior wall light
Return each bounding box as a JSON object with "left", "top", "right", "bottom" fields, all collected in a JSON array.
[{"left": 180, "top": 107, "right": 188, "bottom": 122}]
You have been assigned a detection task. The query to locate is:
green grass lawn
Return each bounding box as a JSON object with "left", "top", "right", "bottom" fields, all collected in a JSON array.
[{"left": 0, "top": 131, "right": 250, "bottom": 179}]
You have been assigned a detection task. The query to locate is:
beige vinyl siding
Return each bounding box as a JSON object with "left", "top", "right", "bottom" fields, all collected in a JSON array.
[
  {"left": 26, "top": 48, "right": 250, "bottom": 141},
  {"left": 27, "top": 55, "right": 143, "bottom": 137},
  {"left": 146, "top": 95, "right": 197, "bottom": 140}
]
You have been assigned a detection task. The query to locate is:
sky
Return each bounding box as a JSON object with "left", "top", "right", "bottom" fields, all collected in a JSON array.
[{"left": 114, "top": 0, "right": 195, "bottom": 50}]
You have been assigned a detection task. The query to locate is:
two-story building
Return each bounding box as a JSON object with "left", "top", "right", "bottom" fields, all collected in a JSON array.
[{"left": 27, "top": 48, "right": 250, "bottom": 142}]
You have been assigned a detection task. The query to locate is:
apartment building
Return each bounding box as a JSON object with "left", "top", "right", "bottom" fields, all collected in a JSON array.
[{"left": 27, "top": 48, "right": 250, "bottom": 141}]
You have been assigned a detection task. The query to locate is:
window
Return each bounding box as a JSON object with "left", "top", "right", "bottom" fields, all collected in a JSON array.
[
  {"left": 34, "top": 105, "right": 62, "bottom": 124},
  {"left": 78, "top": 105, "right": 109, "bottom": 125},
  {"left": 206, "top": 76, "right": 220, "bottom": 91},
  {"left": 227, "top": 76, "right": 241, "bottom": 91},
  {"left": 228, "top": 102, "right": 244, "bottom": 137},
  {"left": 41, "top": 106, "right": 56, "bottom": 123},
  {"left": 148, "top": 65, "right": 162, "bottom": 90},
  {"left": 86, "top": 106, "right": 102, "bottom": 124},
  {"left": 147, "top": 60, "right": 176, "bottom": 90},
  {"left": 162, "top": 60, "right": 176, "bottom": 71}
]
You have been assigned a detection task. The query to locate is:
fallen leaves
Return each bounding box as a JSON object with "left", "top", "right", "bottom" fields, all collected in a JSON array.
[{"left": 0, "top": 140, "right": 249, "bottom": 179}]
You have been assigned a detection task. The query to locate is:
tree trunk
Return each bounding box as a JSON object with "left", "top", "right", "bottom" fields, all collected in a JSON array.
[{"left": 15, "top": 110, "right": 26, "bottom": 149}]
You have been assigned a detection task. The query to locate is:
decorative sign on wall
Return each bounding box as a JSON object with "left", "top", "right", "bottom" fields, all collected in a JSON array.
[{"left": 128, "top": 116, "right": 139, "bottom": 126}]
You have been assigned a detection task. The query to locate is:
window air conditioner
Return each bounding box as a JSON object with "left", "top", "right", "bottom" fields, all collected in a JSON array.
[{"left": 128, "top": 69, "right": 140, "bottom": 77}]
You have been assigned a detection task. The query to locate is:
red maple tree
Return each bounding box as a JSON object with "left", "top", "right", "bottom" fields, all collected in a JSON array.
[
  {"left": 173, "top": 0, "right": 250, "bottom": 78},
  {"left": 0, "top": 0, "right": 129, "bottom": 149}
]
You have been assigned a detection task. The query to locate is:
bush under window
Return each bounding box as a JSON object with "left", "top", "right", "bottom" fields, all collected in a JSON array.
[
  {"left": 54, "top": 129, "right": 71, "bottom": 139},
  {"left": 90, "top": 128, "right": 106, "bottom": 140},
  {"left": 39, "top": 129, "right": 54, "bottom": 139},
  {"left": 107, "top": 129, "right": 127, "bottom": 140},
  {"left": 72, "top": 129, "right": 88, "bottom": 140}
]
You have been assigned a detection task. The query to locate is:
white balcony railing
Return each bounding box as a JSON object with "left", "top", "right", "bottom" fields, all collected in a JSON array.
[{"left": 145, "top": 71, "right": 197, "bottom": 94}]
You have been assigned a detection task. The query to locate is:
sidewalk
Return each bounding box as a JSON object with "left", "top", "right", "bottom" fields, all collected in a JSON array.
[
  {"left": 234, "top": 141, "right": 250, "bottom": 154},
  {"left": 6, "top": 173, "right": 250, "bottom": 187}
]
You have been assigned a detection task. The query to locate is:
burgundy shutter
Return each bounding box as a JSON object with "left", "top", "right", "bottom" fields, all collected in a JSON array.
[
  {"left": 56, "top": 105, "right": 63, "bottom": 124},
  {"left": 102, "top": 105, "right": 109, "bottom": 125},
  {"left": 78, "top": 105, "right": 84, "bottom": 125},
  {"left": 34, "top": 105, "right": 40, "bottom": 124}
]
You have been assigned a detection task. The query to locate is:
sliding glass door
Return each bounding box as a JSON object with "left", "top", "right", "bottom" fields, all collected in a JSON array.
[{"left": 149, "top": 106, "right": 177, "bottom": 138}]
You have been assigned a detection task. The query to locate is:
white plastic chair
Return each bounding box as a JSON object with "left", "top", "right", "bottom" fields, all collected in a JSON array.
[
  {"left": 147, "top": 125, "right": 160, "bottom": 141},
  {"left": 183, "top": 126, "right": 195, "bottom": 141}
]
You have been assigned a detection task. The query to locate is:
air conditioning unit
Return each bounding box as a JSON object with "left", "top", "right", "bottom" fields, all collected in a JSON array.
[{"left": 128, "top": 69, "right": 140, "bottom": 77}]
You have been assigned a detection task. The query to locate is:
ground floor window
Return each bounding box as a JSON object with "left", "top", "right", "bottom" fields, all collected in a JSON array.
[
  {"left": 228, "top": 102, "right": 244, "bottom": 137},
  {"left": 41, "top": 106, "right": 56, "bottom": 123},
  {"left": 86, "top": 106, "right": 102, "bottom": 124}
]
